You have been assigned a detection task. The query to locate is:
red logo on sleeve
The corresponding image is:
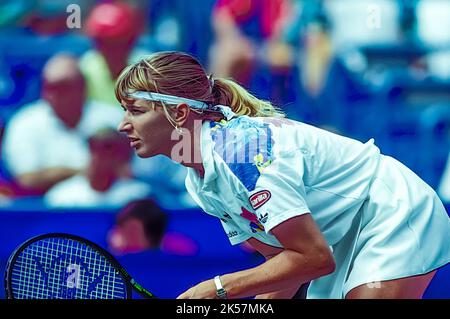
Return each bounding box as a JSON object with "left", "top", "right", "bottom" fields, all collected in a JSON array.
[
  {"left": 240, "top": 207, "right": 265, "bottom": 232},
  {"left": 249, "top": 190, "right": 271, "bottom": 210}
]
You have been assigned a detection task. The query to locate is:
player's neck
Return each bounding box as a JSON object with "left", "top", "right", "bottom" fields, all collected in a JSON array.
[{"left": 168, "top": 117, "right": 205, "bottom": 178}]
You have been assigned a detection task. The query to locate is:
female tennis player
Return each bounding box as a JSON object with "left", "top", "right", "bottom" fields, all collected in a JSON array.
[{"left": 115, "top": 51, "right": 450, "bottom": 299}]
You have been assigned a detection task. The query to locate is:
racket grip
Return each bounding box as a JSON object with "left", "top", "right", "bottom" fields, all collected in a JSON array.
[{"left": 130, "top": 279, "right": 158, "bottom": 299}]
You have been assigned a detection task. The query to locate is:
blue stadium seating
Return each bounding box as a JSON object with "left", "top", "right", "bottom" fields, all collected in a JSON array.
[{"left": 0, "top": 201, "right": 448, "bottom": 299}]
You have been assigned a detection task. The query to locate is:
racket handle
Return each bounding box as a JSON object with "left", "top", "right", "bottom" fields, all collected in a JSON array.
[{"left": 130, "top": 279, "right": 158, "bottom": 299}]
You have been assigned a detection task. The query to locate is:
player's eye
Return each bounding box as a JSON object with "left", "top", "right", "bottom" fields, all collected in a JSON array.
[{"left": 130, "top": 108, "right": 145, "bottom": 115}]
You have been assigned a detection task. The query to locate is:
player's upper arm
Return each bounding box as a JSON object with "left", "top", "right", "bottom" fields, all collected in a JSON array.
[
  {"left": 270, "top": 214, "right": 335, "bottom": 273},
  {"left": 246, "top": 213, "right": 334, "bottom": 272}
]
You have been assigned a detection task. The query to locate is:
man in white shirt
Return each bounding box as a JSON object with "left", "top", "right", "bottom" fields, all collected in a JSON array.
[
  {"left": 2, "top": 54, "right": 123, "bottom": 194},
  {"left": 44, "top": 128, "right": 151, "bottom": 208}
]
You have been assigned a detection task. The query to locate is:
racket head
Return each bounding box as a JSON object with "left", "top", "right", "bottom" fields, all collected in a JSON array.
[{"left": 5, "top": 233, "right": 132, "bottom": 299}]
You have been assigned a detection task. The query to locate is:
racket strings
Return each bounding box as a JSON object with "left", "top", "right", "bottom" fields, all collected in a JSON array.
[{"left": 10, "top": 237, "right": 127, "bottom": 299}]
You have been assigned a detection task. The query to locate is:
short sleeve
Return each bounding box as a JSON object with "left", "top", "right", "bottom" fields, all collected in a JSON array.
[{"left": 244, "top": 150, "right": 311, "bottom": 234}]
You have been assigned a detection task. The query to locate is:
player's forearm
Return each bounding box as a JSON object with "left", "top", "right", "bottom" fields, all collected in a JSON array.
[
  {"left": 254, "top": 247, "right": 304, "bottom": 299},
  {"left": 221, "top": 249, "right": 334, "bottom": 299},
  {"left": 255, "top": 286, "right": 300, "bottom": 299},
  {"left": 17, "top": 167, "right": 80, "bottom": 192}
]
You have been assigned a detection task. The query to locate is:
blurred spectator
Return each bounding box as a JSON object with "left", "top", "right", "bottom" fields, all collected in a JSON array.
[
  {"left": 209, "top": 0, "right": 292, "bottom": 86},
  {"left": 301, "top": 15, "right": 333, "bottom": 97},
  {"left": 44, "top": 128, "right": 152, "bottom": 208},
  {"left": 0, "top": 1, "right": 93, "bottom": 121},
  {"left": 23, "top": 0, "right": 80, "bottom": 35},
  {"left": 266, "top": 0, "right": 336, "bottom": 124},
  {"left": 1, "top": 54, "right": 122, "bottom": 195},
  {"left": 80, "top": 1, "right": 149, "bottom": 107},
  {"left": 108, "top": 199, "right": 198, "bottom": 256},
  {"left": 0, "top": 0, "right": 87, "bottom": 34},
  {"left": 108, "top": 199, "right": 168, "bottom": 254},
  {"left": 416, "top": 0, "right": 450, "bottom": 47},
  {"left": 323, "top": 0, "right": 400, "bottom": 48},
  {"left": 147, "top": 0, "right": 216, "bottom": 63},
  {"left": 0, "top": 1, "right": 34, "bottom": 29},
  {"left": 425, "top": 49, "right": 450, "bottom": 81},
  {"left": 146, "top": 0, "right": 181, "bottom": 51}
]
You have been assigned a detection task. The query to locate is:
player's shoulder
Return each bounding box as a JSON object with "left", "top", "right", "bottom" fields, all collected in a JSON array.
[
  {"left": 209, "top": 117, "right": 277, "bottom": 192},
  {"left": 210, "top": 115, "right": 264, "bottom": 131},
  {"left": 210, "top": 117, "right": 272, "bottom": 164}
]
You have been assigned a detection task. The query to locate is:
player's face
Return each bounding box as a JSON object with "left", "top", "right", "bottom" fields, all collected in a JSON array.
[{"left": 118, "top": 99, "right": 174, "bottom": 158}]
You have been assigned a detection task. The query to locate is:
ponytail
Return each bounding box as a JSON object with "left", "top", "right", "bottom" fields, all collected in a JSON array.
[{"left": 212, "top": 78, "right": 285, "bottom": 118}]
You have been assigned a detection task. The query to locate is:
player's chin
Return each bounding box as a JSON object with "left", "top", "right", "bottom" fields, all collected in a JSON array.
[{"left": 135, "top": 145, "right": 157, "bottom": 158}]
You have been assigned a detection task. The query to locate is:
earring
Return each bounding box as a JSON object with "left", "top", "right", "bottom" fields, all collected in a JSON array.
[{"left": 175, "top": 126, "right": 183, "bottom": 134}]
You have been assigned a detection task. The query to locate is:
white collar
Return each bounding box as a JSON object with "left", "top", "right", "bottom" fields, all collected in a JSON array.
[{"left": 187, "top": 120, "right": 218, "bottom": 193}]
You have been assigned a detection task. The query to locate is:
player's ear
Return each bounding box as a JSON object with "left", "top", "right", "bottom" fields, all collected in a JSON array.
[{"left": 174, "top": 103, "right": 190, "bottom": 126}]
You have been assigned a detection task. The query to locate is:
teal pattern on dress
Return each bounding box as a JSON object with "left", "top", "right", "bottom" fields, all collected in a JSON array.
[{"left": 210, "top": 116, "right": 274, "bottom": 191}]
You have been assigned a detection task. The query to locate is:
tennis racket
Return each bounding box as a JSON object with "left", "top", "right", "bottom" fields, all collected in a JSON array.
[{"left": 4, "top": 233, "right": 157, "bottom": 299}]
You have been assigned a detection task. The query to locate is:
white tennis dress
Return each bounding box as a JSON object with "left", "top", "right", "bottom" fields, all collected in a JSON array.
[{"left": 185, "top": 116, "right": 450, "bottom": 298}]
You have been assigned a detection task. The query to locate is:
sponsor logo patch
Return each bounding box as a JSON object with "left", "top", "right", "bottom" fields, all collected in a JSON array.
[{"left": 249, "top": 190, "right": 271, "bottom": 210}]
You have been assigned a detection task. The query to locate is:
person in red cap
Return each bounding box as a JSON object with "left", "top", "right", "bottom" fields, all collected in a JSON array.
[{"left": 80, "top": 1, "right": 148, "bottom": 107}]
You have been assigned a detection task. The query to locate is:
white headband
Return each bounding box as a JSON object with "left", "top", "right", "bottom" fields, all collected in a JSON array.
[{"left": 128, "top": 91, "right": 236, "bottom": 121}]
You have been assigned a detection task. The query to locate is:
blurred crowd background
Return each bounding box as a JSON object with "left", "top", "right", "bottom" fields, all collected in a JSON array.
[{"left": 0, "top": 0, "right": 450, "bottom": 298}]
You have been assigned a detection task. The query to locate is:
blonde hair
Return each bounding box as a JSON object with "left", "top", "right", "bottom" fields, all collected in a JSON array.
[{"left": 115, "top": 51, "right": 285, "bottom": 124}]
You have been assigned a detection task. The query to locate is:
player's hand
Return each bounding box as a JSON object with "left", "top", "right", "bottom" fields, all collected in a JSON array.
[{"left": 177, "top": 279, "right": 217, "bottom": 299}]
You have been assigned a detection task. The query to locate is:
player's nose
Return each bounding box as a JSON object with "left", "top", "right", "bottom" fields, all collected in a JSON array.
[{"left": 118, "top": 119, "right": 132, "bottom": 133}]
